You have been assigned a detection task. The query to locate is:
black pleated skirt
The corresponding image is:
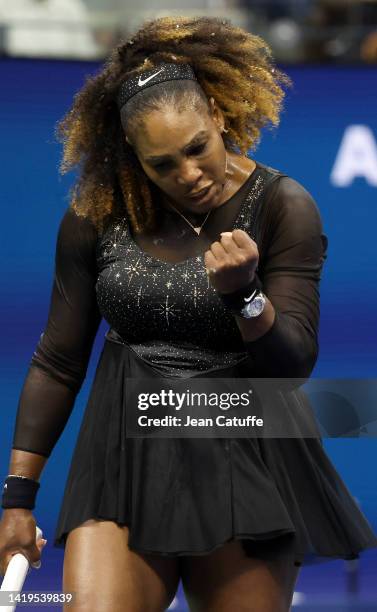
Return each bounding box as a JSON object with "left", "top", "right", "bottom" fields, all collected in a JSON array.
[{"left": 53, "top": 337, "right": 377, "bottom": 567}]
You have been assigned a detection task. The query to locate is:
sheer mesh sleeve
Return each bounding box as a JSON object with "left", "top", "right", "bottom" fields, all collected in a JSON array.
[
  {"left": 12, "top": 208, "right": 102, "bottom": 458},
  {"left": 244, "top": 176, "right": 328, "bottom": 378}
]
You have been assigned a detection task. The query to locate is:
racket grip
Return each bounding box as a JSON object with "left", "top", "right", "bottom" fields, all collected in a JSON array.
[{"left": 0, "top": 526, "right": 43, "bottom": 612}]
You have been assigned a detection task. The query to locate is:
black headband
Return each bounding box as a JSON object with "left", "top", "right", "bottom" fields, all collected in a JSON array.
[{"left": 116, "top": 62, "right": 198, "bottom": 111}]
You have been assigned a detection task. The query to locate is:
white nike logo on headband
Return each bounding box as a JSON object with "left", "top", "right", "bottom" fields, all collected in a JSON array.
[{"left": 138, "top": 68, "right": 165, "bottom": 87}]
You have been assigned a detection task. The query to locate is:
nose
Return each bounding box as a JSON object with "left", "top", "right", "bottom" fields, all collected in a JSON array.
[{"left": 176, "top": 159, "right": 203, "bottom": 188}]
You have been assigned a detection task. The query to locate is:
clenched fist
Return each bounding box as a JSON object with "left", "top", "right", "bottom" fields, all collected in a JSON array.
[{"left": 204, "top": 229, "right": 259, "bottom": 294}]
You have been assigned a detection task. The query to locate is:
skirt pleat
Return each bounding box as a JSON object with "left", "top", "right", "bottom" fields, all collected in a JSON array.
[{"left": 53, "top": 338, "right": 377, "bottom": 566}]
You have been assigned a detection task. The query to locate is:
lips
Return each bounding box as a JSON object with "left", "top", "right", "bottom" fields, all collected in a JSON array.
[{"left": 188, "top": 184, "right": 212, "bottom": 199}]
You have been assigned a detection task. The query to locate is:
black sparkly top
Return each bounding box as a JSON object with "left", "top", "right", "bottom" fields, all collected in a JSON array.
[
  {"left": 12, "top": 162, "right": 328, "bottom": 456},
  {"left": 96, "top": 163, "right": 267, "bottom": 377}
]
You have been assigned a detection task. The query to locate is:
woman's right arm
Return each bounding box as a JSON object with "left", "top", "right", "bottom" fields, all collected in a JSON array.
[{"left": 0, "top": 207, "right": 102, "bottom": 573}]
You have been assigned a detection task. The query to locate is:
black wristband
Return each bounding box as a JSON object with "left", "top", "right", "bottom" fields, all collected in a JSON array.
[
  {"left": 1, "top": 476, "right": 40, "bottom": 510},
  {"left": 217, "top": 275, "right": 262, "bottom": 313}
]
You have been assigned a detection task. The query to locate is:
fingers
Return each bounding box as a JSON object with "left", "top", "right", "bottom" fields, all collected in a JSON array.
[
  {"left": 204, "top": 230, "right": 259, "bottom": 282},
  {"left": 30, "top": 546, "right": 42, "bottom": 569},
  {"left": 205, "top": 267, "right": 217, "bottom": 276},
  {"left": 0, "top": 551, "right": 24, "bottom": 577},
  {"left": 30, "top": 538, "right": 47, "bottom": 569},
  {"left": 206, "top": 232, "right": 235, "bottom": 262},
  {"left": 204, "top": 250, "right": 217, "bottom": 275},
  {"left": 209, "top": 241, "right": 227, "bottom": 260},
  {"left": 37, "top": 537, "right": 47, "bottom": 549},
  {"left": 31, "top": 560, "right": 41, "bottom": 569},
  {"left": 219, "top": 232, "right": 235, "bottom": 254},
  {"left": 209, "top": 230, "right": 256, "bottom": 259},
  {"left": 0, "top": 539, "right": 47, "bottom": 575},
  {"left": 0, "top": 557, "right": 8, "bottom": 577}
]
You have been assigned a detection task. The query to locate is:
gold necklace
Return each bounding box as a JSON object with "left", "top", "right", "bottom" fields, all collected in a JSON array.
[
  {"left": 164, "top": 153, "right": 234, "bottom": 236},
  {"left": 166, "top": 201, "right": 213, "bottom": 236}
]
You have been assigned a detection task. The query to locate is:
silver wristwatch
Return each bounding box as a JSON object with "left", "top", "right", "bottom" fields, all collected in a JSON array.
[{"left": 239, "top": 291, "right": 266, "bottom": 319}]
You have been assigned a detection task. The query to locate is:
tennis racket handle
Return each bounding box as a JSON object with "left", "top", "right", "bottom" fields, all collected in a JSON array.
[
  {"left": 1, "top": 553, "right": 29, "bottom": 592},
  {"left": 0, "top": 526, "right": 43, "bottom": 611}
]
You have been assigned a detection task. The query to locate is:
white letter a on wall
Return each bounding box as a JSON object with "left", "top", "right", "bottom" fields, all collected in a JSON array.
[{"left": 331, "top": 125, "right": 377, "bottom": 187}]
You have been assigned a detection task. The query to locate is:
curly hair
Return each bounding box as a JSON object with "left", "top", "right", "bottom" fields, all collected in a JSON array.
[{"left": 56, "top": 15, "right": 291, "bottom": 236}]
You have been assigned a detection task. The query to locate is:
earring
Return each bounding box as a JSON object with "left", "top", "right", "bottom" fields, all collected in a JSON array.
[
  {"left": 222, "top": 126, "right": 229, "bottom": 134},
  {"left": 222, "top": 153, "right": 231, "bottom": 191},
  {"left": 225, "top": 151, "right": 234, "bottom": 177}
]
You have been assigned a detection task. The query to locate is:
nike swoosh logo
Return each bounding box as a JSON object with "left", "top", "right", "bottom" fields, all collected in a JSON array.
[
  {"left": 244, "top": 289, "right": 258, "bottom": 303},
  {"left": 138, "top": 68, "right": 165, "bottom": 87}
]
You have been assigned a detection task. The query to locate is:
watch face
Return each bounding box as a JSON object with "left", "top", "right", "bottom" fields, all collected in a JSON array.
[{"left": 242, "top": 294, "right": 266, "bottom": 318}]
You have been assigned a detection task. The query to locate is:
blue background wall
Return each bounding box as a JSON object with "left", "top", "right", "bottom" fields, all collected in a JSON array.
[{"left": 1, "top": 59, "right": 376, "bottom": 608}]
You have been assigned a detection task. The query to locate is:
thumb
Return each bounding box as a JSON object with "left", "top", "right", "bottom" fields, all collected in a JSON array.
[
  {"left": 29, "top": 544, "right": 42, "bottom": 569},
  {"left": 31, "top": 560, "right": 41, "bottom": 569},
  {"left": 31, "top": 539, "right": 47, "bottom": 568}
]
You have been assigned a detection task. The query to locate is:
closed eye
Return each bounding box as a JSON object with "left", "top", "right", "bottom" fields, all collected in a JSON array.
[
  {"left": 152, "top": 142, "right": 207, "bottom": 171},
  {"left": 189, "top": 143, "right": 207, "bottom": 155},
  {"left": 153, "top": 161, "right": 172, "bottom": 172}
]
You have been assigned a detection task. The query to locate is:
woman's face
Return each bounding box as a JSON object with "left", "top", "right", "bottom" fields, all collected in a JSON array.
[{"left": 128, "top": 97, "right": 227, "bottom": 215}]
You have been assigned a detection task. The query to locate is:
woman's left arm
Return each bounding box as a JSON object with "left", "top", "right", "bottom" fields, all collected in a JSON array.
[{"left": 238, "top": 177, "right": 328, "bottom": 378}]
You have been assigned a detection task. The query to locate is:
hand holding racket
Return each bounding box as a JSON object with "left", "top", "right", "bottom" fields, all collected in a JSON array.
[{"left": 0, "top": 509, "right": 47, "bottom": 609}]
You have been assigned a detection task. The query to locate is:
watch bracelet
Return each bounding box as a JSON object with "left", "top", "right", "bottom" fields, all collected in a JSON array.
[{"left": 217, "top": 274, "right": 262, "bottom": 313}]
